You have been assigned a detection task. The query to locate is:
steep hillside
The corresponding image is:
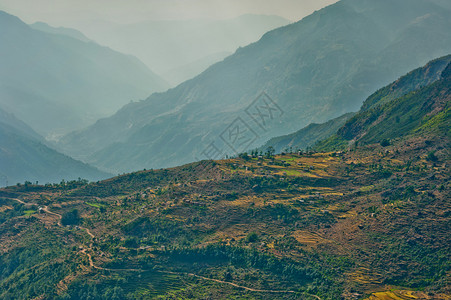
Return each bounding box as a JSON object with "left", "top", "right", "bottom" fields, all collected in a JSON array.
[
  {"left": 266, "top": 55, "right": 451, "bottom": 154},
  {"left": 0, "top": 11, "right": 168, "bottom": 137},
  {"left": 316, "top": 55, "right": 451, "bottom": 151},
  {"left": 0, "top": 108, "right": 111, "bottom": 186},
  {"left": 360, "top": 55, "right": 451, "bottom": 111},
  {"left": 59, "top": 0, "right": 451, "bottom": 173}
]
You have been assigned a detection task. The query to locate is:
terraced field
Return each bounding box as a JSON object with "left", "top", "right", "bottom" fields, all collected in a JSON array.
[{"left": 0, "top": 134, "right": 449, "bottom": 299}]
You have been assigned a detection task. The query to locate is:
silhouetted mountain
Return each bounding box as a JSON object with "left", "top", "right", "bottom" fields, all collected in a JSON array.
[
  {"left": 0, "top": 107, "right": 111, "bottom": 187},
  {"left": 59, "top": 0, "right": 451, "bottom": 173},
  {"left": 0, "top": 11, "right": 169, "bottom": 137}
]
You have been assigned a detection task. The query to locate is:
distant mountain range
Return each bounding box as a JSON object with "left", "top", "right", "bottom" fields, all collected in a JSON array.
[
  {"left": 77, "top": 14, "right": 291, "bottom": 85},
  {"left": 0, "top": 11, "right": 169, "bottom": 137},
  {"left": 0, "top": 108, "right": 110, "bottom": 187},
  {"left": 58, "top": 0, "right": 451, "bottom": 174}
]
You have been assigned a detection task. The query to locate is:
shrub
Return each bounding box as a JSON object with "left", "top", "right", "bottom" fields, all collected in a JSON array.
[
  {"left": 426, "top": 151, "right": 438, "bottom": 162},
  {"left": 380, "top": 139, "right": 390, "bottom": 147},
  {"left": 246, "top": 232, "right": 259, "bottom": 243}
]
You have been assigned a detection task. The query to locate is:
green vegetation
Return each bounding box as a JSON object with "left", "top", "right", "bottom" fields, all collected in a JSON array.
[
  {"left": 261, "top": 112, "right": 355, "bottom": 153},
  {"left": 246, "top": 232, "right": 259, "bottom": 243},
  {"left": 380, "top": 139, "right": 390, "bottom": 147},
  {"left": 1, "top": 123, "right": 449, "bottom": 298},
  {"left": 86, "top": 202, "right": 106, "bottom": 209},
  {"left": 23, "top": 210, "right": 36, "bottom": 216}
]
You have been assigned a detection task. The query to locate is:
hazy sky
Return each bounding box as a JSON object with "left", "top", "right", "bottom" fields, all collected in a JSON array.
[{"left": 0, "top": 0, "right": 338, "bottom": 26}]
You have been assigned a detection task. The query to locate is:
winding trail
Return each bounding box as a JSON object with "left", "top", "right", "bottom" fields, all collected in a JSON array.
[
  {"left": 164, "top": 271, "right": 322, "bottom": 299},
  {"left": 9, "top": 198, "right": 27, "bottom": 205},
  {"left": 83, "top": 228, "right": 95, "bottom": 239},
  {"left": 42, "top": 205, "right": 62, "bottom": 225},
  {"left": 80, "top": 248, "right": 144, "bottom": 272},
  {"left": 4, "top": 197, "right": 321, "bottom": 299},
  {"left": 162, "top": 271, "right": 306, "bottom": 295}
]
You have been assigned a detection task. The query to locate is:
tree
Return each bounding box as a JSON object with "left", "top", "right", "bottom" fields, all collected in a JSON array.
[
  {"left": 426, "top": 151, "right": 438, "bottom": 162},
  {"left": 265, "top": 146, "right": 275, "bottom": 159},
  {"left": 239, "top": 152, "right": 250, "bottom": 160},
  {"left": 61, "top": 209, "right": 80, "bottom": 225}
]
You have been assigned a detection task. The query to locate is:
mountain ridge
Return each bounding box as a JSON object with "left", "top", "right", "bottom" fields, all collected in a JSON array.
[
  {"left": 260, "top": 112, "right": 355, "bottom": 154},
  {"left": 30, "top": 22, "right": 92, "bottom": 43}
]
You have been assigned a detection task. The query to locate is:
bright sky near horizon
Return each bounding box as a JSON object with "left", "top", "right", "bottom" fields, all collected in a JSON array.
[{"left": 0, "top": 0, "right": 338, "bottom": 26}]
